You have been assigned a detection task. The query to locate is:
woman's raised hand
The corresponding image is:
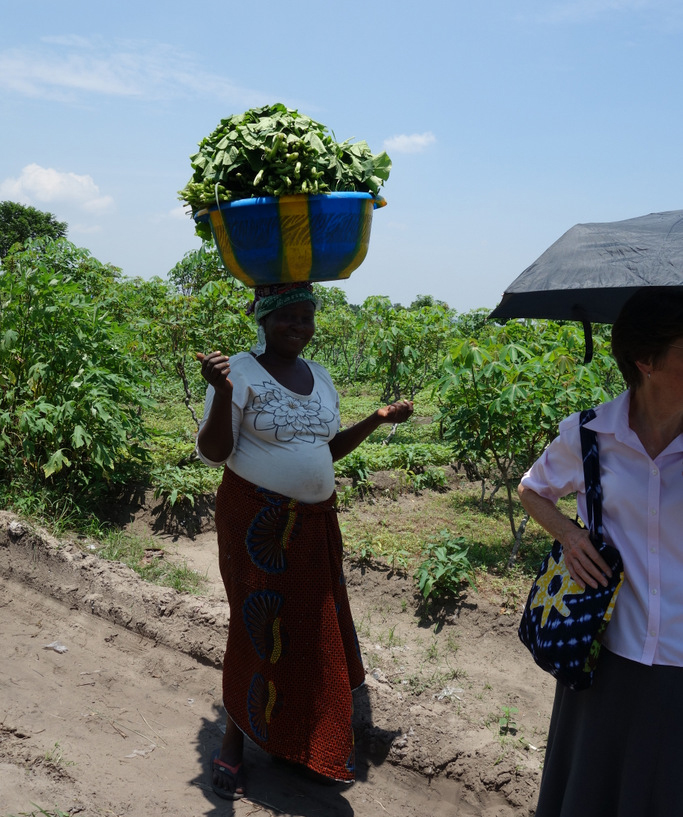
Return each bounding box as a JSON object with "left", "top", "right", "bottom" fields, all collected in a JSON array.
[
  {"left": 197, "top": 351, "right": 233, "bottom": 395},
  {"left": 376, "top": 399, "right": 414, "bottom": 424}
]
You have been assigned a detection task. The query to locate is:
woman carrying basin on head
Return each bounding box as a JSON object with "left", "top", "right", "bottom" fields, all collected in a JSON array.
[
  {"left": 518, "top": 288, "right": 683, "bottom": 816},
  {"left": 196, "top": 281, "right": 413, "bottom": 799}
]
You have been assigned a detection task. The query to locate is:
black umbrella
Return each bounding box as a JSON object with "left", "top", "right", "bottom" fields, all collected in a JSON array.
[{"left": 490, "top": 209, "right": 683, "bottom": 325}]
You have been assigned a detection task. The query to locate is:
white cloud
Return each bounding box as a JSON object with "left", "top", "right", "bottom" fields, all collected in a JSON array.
[
  {"left": 0, "top": 164, "right": 114, "bottom": 212},
  {"left": 0, "top": 37, "right": 269, "bottom": 105},
  {"left": 0, "top": 48, "right": 141, "bottom": 98},
  {"left": 383, "top": 132, "right": 436, "bottom": 154}
]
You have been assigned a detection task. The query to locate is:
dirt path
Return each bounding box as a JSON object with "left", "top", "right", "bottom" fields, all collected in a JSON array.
[{"left": 0, "top": 508, "right": 554, "bottom": 816}]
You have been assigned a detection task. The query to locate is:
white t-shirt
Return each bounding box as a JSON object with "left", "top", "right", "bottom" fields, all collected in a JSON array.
[{"left": 197, "top": 352, "right": 340, "bottom": 504}]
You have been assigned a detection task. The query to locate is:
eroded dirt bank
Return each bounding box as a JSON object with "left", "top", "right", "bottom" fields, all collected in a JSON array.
[{"left": 0, "top": 510, "right": 552, "bottom": 816}]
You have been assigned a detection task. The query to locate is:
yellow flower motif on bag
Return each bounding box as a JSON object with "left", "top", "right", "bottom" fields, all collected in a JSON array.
[{"left": 530, "top": 553, "right": 585, "bottom": 627}]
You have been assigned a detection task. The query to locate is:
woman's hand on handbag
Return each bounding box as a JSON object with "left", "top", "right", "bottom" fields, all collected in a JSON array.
[
  {"left": 562, "top": 525, "right": 613, "bottom": 590},
  {"left": 518, "top": 484, "right": 614, "bottom": 591}
]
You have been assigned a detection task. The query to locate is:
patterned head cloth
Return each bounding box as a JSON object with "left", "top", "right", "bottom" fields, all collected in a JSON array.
[{"left": 249, "top": 282, "right": 318, "bottom": 323}]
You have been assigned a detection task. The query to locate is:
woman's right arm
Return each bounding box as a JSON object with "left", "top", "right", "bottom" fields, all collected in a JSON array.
[
  {"left": 518, "top": 483, "right": 612, "bottom": 590},
  {"left": 196, "top": 351, "right": 235, "bottom": 463}
]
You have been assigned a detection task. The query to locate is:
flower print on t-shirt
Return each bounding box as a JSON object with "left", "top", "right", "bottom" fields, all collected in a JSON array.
[{"left": 251, "top": 381, "right": 336, "bottom": 443}]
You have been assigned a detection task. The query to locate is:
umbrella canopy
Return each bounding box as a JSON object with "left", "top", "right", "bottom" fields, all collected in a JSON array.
[{"left": 490, "top": 209, "right": 683, "bottom": 324}]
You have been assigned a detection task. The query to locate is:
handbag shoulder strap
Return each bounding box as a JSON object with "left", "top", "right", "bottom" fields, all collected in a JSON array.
[{"left": 579, "top": 408, "right": 603, "bottom": 545}]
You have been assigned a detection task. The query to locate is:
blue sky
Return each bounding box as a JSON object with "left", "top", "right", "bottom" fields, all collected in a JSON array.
[{"left": 2, "top": 0, "right": 682, "bottom": 312}]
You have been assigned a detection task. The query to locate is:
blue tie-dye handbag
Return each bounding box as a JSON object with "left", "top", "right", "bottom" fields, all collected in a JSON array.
[{"left": 518, "top": 409, "right": 625, "bottom": 691}]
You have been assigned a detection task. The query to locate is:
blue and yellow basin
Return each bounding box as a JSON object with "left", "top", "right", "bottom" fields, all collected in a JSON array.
[{"left": 194, "top": 191, "right": 386, "bottom": 287}]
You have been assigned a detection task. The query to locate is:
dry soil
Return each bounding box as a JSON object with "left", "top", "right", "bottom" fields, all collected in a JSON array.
[{"left": 0, "top": 485, "right": 555, "bottom": 817}]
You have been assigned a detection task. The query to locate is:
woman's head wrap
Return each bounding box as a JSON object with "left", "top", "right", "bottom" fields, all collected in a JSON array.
[
  {"left": 248, "top": 282, "right": 318, "bottom": 322},
  {"left": 248, "top": 282, "right": 318, "bottom": 354}
]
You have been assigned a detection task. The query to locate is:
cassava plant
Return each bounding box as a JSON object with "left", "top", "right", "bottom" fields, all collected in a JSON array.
[
  {"left": 434, "top": 320, "right": 619, "bottom": 550},
  {"left": 0, "top": 238, "right": 151, "bottom": 500}
]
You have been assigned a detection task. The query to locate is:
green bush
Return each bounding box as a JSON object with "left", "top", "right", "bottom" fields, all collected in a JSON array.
[
  {"left": 0, "top": 239, "right": 151, "bottom": 500},
  {"left": 434, "top": 321, "right": 619, "bottom": 539},
  {"left": 414, "top": 530, "right": 475, "bottom": 600},
  {"left": 151, "top": 462, "right": 221, "bottom": 507}
]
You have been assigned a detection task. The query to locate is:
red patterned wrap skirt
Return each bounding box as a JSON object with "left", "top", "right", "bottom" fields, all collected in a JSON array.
[{"left": 215, "top": 467, "right": 365, "bottom": 781}]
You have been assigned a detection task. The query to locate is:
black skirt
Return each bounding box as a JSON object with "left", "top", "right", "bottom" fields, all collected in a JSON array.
[{"left": 536, "top": 648, "right": 683, "bottom": 817}]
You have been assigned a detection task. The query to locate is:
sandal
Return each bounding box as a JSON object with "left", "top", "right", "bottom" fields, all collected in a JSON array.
[{"left": 211, "top": 749, "right": 245, "bottom": 800}]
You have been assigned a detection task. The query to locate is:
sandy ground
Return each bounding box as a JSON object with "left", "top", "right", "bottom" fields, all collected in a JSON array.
[{"left": 0, "top": 498, "right": 555, "bottom": 817}]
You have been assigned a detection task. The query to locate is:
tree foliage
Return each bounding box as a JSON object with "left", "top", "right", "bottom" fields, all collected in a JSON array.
[
  {"left": 434, "top": 320, "right": 622, "bottom": 540},
  {"left": 0, "top": 233, "right": 629, "bottom": 552},
  {"left": 0, "top": 201, "right": 68, "bottom": 258},
  {"left": 309, "top": 290, "right": 458, "bottom": 400},
  {"left": 167, "top": 242, "right": 226, "bottom": 296},
  {"left": 360, "top": 296, "right": 456, "bottom": 402},
  {"left": 0, "top": 239, "right": 151, "bottom": 497}
]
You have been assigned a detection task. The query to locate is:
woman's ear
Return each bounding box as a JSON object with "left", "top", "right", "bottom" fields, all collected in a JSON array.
[{"left": 634, "top": 359, "right": 652, "bottom": 379}]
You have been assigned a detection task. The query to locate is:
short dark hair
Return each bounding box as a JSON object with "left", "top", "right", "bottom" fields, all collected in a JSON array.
[{"left": 611, "top": 287, "right": 683, "bottom": 390}]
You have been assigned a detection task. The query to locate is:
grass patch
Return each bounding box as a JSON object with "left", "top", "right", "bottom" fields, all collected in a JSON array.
[
  {"left": 338, "top": 387, "right": 440, "bottom": 437},
  {"left": 93, "top": 529, "right": 207, "bottom": 594},
  {"left": 44, "top": 742, "right": 75, "bottom": 768},
  {"left": 340, "top": 491, "right": 455, "bottom": 565},
  {"left": 340, "top": 476, "right": 574, "bottom": 585},
  {"left": 337, "top": 389, "right": 386, "bottom": 425},
  {"left": 400, "top": 666, "right": 464, "bottom": 697},
  {"left": 0, "top": 481, "right": 113, "bottom": 538},
  {"left": 145, "top": 386, "right": 199, "bottom": 432}
]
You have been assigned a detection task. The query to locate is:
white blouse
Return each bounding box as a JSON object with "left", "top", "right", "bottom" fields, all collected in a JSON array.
[{"left": 521, "top": 391, "right": 683, "bottom": 667}]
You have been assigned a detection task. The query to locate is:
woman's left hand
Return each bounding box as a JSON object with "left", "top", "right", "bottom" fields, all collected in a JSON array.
[
  {"left": 329, "top": 400, "right": 414, "bottom": 461},
  {"left": 377, "top": 400, "right": 414, "bottom": 424}
]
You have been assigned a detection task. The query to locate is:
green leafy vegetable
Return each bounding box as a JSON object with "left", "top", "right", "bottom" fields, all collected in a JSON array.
[{"left": 178, "top": 103, "right": 392, "bottom": 240}]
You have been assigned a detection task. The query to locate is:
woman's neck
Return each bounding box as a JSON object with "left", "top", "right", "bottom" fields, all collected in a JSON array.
[
  {"left": 629, "top": 388, "right": 683, "bottom": 459},
  {"left": 257, "top": 347, "right": 299, "bottom": 366},
  {"left": 256, "top": 350, "right": 313, "bottom": 394}
]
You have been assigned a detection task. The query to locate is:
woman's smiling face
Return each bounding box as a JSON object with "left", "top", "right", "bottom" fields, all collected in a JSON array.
[{"left": 262, "top": 300, "right": 316, "bottom": 357}]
